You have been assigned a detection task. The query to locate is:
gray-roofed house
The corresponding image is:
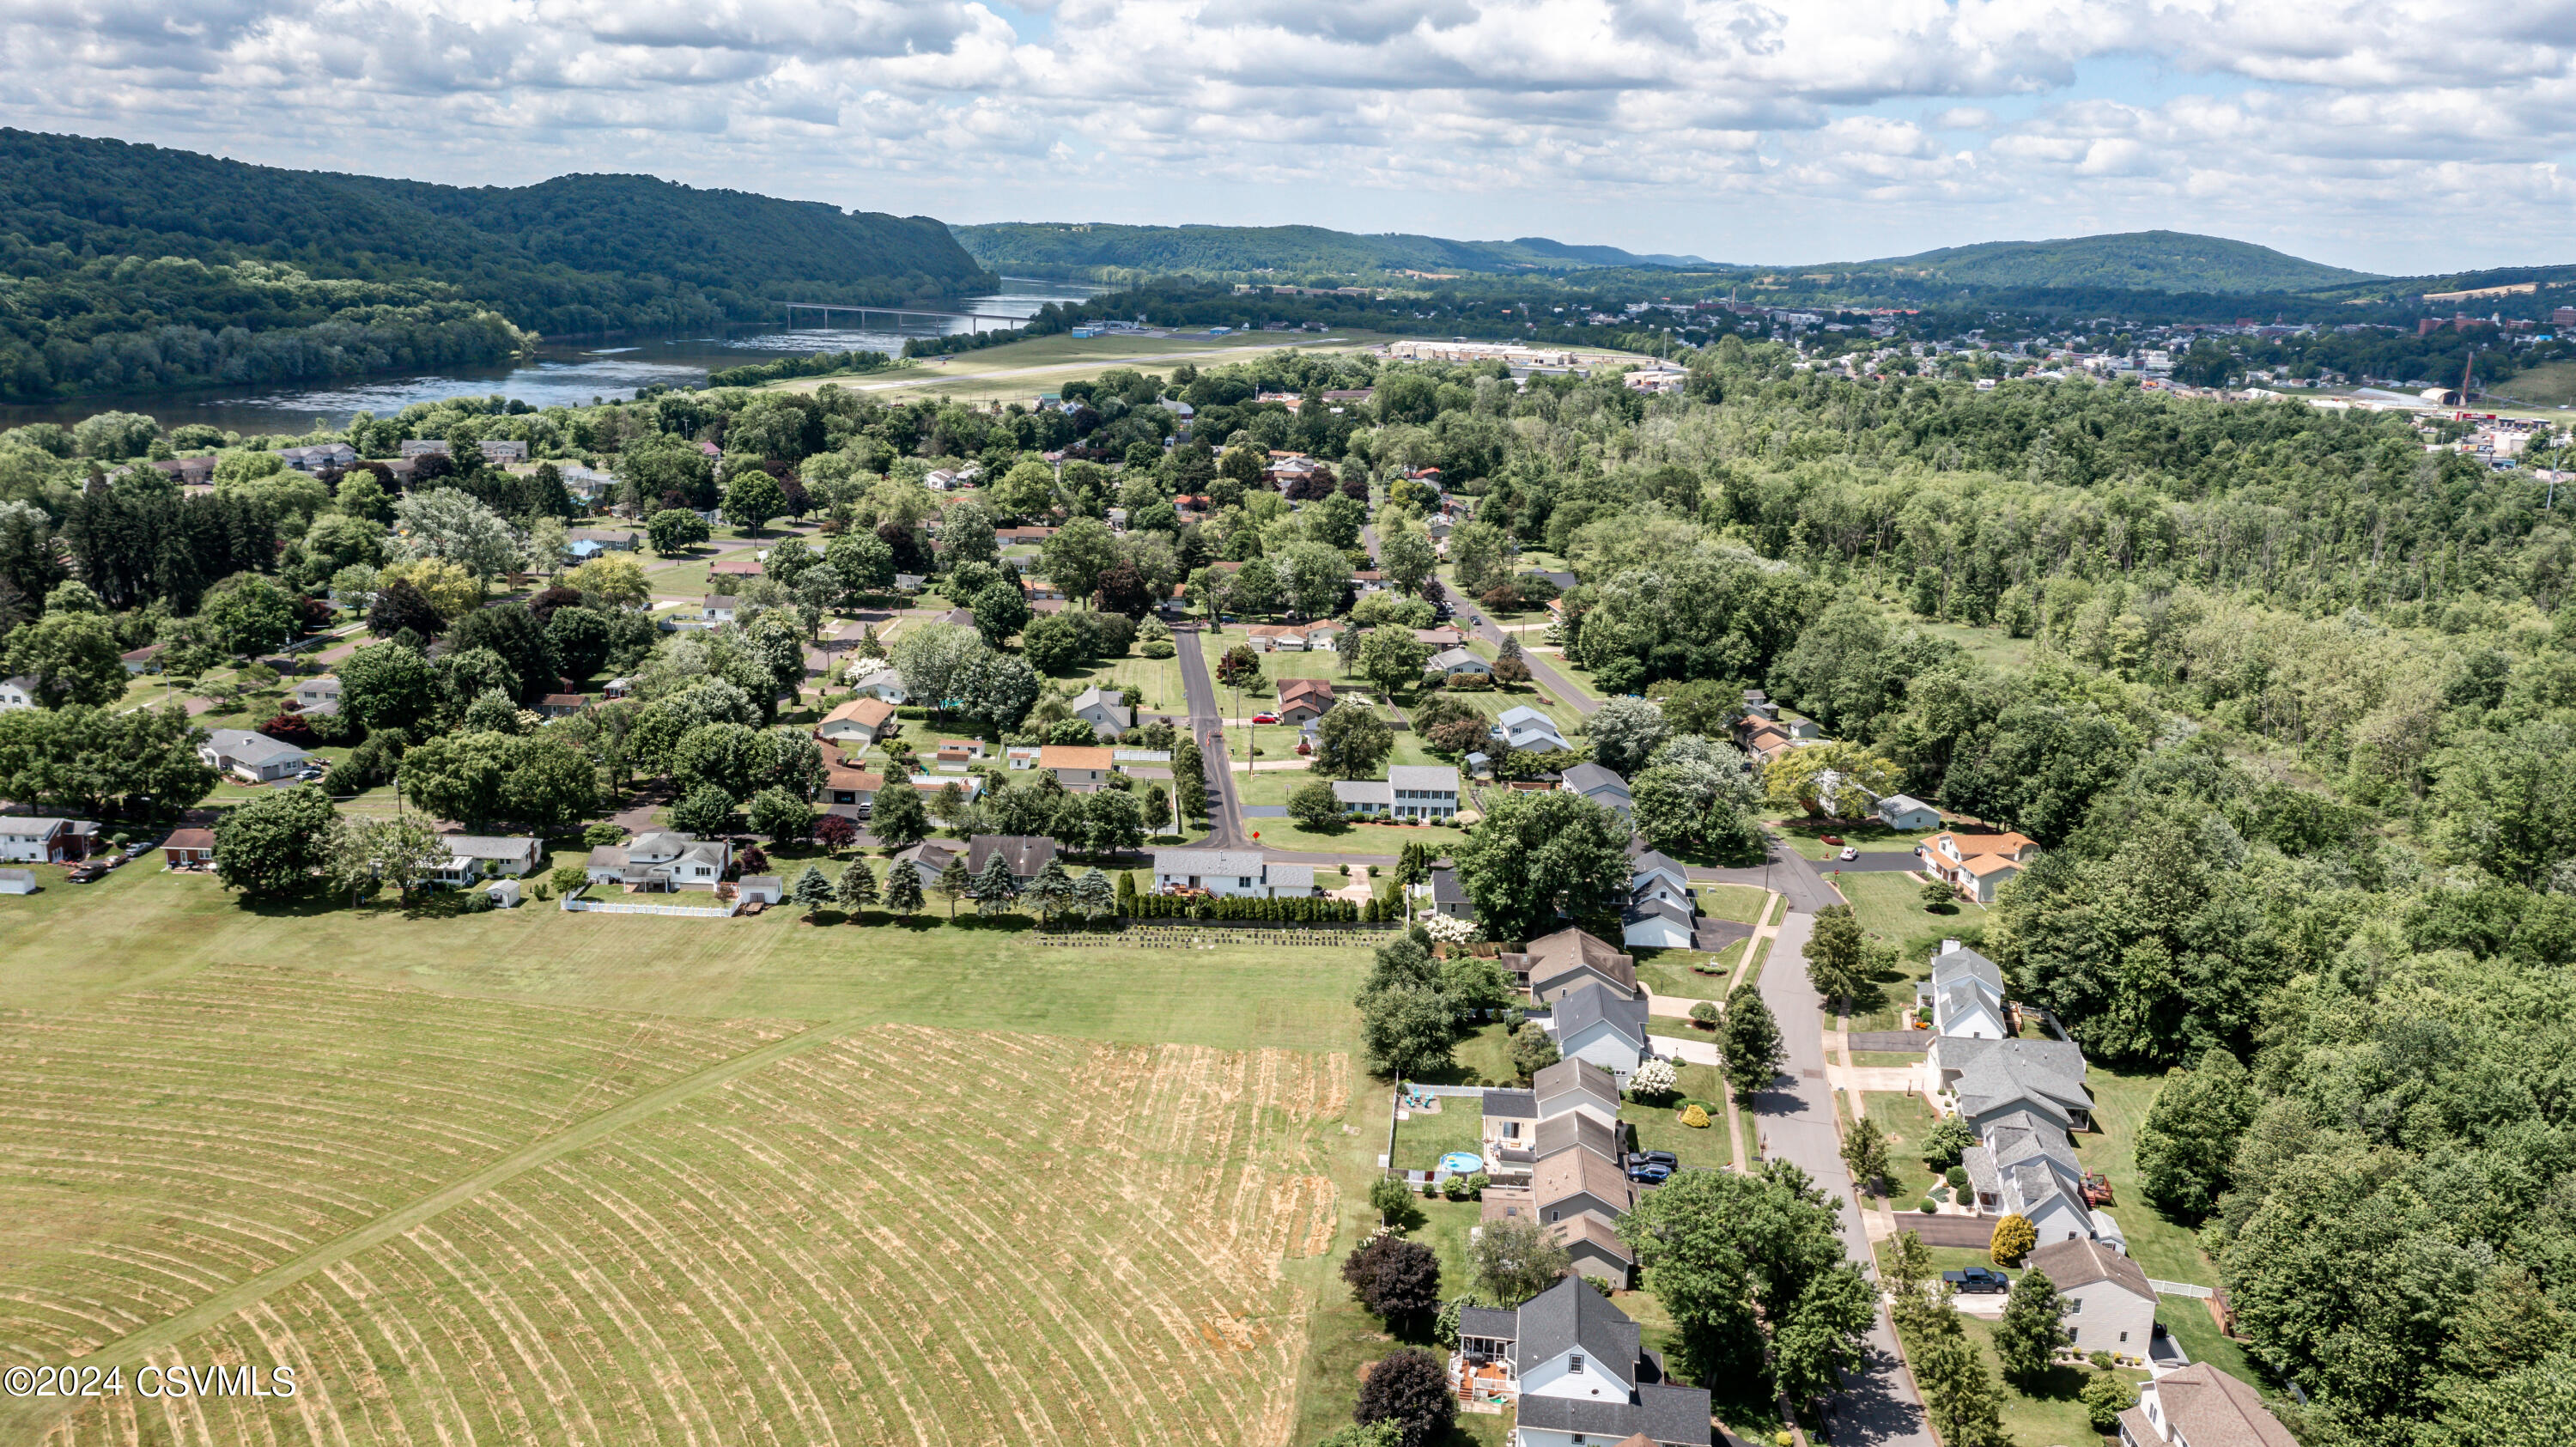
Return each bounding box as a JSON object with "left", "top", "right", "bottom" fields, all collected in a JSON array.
[
  {"left": 895, "top": 839, "right": 965, "bottom": 891},
  {"left": 1877, "top": 792, "right": 1941, "bottom": 831},
  {"left": 1531, "top": 1056, "right": 1623, "bottom": 1128},
  {"left": 278, "top": 441, "right": 357, "bottom": 471},
  {"left": 290, "top": 675, "right": 343, "bottom": 715},
  {"left": 850, "top": 667, "right": 910, "bottom": 703},
  {"left": 1492, "top": 705, "right": 1571, "bottom": 755},
  {"left": 1446, "top": 1277, "right": 1713, "bottom": 1446},
  {"left": 1149, "top": 848, "right": 1316, "bottom": 898},
  {"left": 1621, "top": 892, "right": 1697, "bottom": 950},
  {"left": 1934, "top": 1036, "right": 2093, "bottom": 1134},
  {"left": 1560, "top": 761, "right": 1634, "bottom": 818},
  {"left": 1425, "top": 866, "right": 1474, "bottom": 921},
  {"left": 1480, "top": 1087, "right": 1538, "bottom": 1158},
  {"left": 2029, "top": 1237, "right": 2158, "bottom": 1359},
  {"left": 1334, "top": 764, "right": 1463, "bottom": 821},
  {"left": 967, "top": 834, "right": 1059, "bottom": 884},
  {"left": 1915, "top": 940, "right": 2008, "bottom": 1040},
  {"left": 2118, "top": 1364, "right": 2296, "bottom": 1447},
  {"left": 1631, "top": 849, "right": 1690, "bottom": 895},
  {"left": 198, "top": 728, "right": 313, "bottom": 782},
  {"left": 1427, "top": 647, "right": 1492, "bottom": 678},
  {"left": 1549, "top": 979, "right": 1649, "bottom": 1085},
  {"left": 423, "top": 836, "right": 544, "bottom": 887},
  {"left": 1066, "top": 685, "right": 1133, "bottom": 739},
  {"left": 0, "top": 817, "right": 100, "bottom": 864}
]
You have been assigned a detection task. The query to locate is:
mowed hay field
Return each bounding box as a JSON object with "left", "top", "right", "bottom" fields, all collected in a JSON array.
[{"left": 13, "top": 972, "right": 1352, "bottom": 1446}]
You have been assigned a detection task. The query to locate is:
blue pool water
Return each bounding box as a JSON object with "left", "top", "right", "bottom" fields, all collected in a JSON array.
[{"left": 1440, "top": 1152, "right": 1485, "bottom": 1174}]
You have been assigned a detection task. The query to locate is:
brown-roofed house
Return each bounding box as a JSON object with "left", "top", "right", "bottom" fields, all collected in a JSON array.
[
  {"left": 2119, "top": 1364, "right": 2296, "bottom": 1447},
  {"left": 710, "top": 558, "right": 762, "bottom": 577},
  {"left": 161, "top": 828, "right": 215, "bottom": 867},
  {"left": 1548, "top": 1210, "right": 1636, "bottom": 1284},
  {"left": 1533, "top": 1146, "right": 1636, "bottom": 1231},
  {"left": 1277, "top": 676, "right": 1337, "bottom": 726},
  {"left": 819, "top": 696, "right": 897, "bottom": 746},
  {"left": 1514, "top": 926, "right": 1639, "bottom": 1003},
  {"left": 536, "top": 693, "right": 589, "bottom": 717},
  {"left": 2027, "top": 1237, "right": 2157, "bottom": 1359},
  {"left": 823, "top": 763, "right": 885, "bottom": 811}
]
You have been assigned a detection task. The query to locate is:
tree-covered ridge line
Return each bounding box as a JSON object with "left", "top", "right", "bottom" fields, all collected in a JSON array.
[
  {"left": 0, "top": 129, "right": 993, "bottom": 399},
  {"left": 951, "top": 221, "right": 1710, "bottom": 279}
]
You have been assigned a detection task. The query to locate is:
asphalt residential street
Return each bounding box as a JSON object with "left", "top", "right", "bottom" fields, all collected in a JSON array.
[{"left": 1755, "top": 909, "right": 1936, "bottom": 1447}]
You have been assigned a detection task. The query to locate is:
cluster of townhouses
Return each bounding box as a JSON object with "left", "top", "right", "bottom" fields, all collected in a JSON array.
[{"left": 1476, "top": 1058, "right": 1640, "bottom": 1286}]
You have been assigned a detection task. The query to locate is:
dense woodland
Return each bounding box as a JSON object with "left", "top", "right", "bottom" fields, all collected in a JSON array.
[
  {"left": 3, "top": 338, "right": 2575, "bottom": 1443},
  {"left": 0, "top": 130, "right": 989, "bottom": 398}
]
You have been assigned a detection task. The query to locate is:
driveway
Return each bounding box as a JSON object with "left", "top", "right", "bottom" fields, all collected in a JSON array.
[{"left": 1754, "top": 909, "right": 1935, "bottom": 1447}]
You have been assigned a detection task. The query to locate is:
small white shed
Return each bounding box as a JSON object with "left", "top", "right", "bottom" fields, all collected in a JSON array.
[{"left": 0, "top": 867, "right": 36, "bottom": 895}]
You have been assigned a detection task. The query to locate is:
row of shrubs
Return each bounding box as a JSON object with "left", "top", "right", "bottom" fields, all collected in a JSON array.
[{"left": 1122, "top": 893, "right": 1366, "bottom": 921}]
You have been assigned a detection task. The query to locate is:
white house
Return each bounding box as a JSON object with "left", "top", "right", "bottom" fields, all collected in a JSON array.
[
  {"left": 736, "top": 874, "right": 785, "bottom": 905},
  {"left": 1916, "top": 941, "right": 2009, "bottom": 1040},
  {"left": 199, "top": 729, "right": 313, "bottom": 782},
  {"left": 0, "top": 817, "right": 100, "bottom": 864},
  {"left": 702, "top": 595, "right": 739, "bottom": 625},
  {"left": 818, "top": 696, "right": 897, "bottom": 746},
  {"left": 1449, "top": 1279, "right": 1711, "bottom": 1447},
  {"left": 1330, "top": 764, "right": 1462, "bottom": 820},
  {"left": 1492, "top": 705, "right": 1571, "bottom": 755},
  {"left": 1427, "top": 647, "right": 1492, "bottom": 678},
  {"left": 848, "top": 667, "right": 910, "bottom": 703},
  {"left": 1067, "top": 685, "right": 1133, "bottom": 738},
  {"left": 1877, "top": 793, "right": 1941, "bottom": 831},
  {"left": 422, "top": 836, "right": 544, "bottom": 888},
  {"left": 586, "top": 831, "right": 732, "bottom": 892},
  {"left": 0, "top": 674, "right": 37, "bottom": 711},
  {"left": 2028, "top": 1237, "right": 2158, "bottom": 1359},
  {"left": 1149, "top": 848, "right": 1317, "bottom": 898},
  {"left": 1546, "top": 982, "right": 1648, "bottom": 1086},
  {"left": 1920, "top": 830, "right": 2040, "bottom": 904},
  {"left": 291, "top": 675, "right": 343, "bottom": 714}
]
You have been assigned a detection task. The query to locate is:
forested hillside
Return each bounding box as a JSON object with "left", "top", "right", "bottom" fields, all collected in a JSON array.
[
  {"left": 0, "top": 130, "right": 989, "bottom": 400},
  {"left": 950, "top": 222, "right": 1707, "bottom": 279},
  {"left": 1850, "top": 230, "right": 2379, "bottom": 293}
]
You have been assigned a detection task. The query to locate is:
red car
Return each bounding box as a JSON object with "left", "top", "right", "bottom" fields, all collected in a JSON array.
[
  {"left": 1250, "top": 712, "right": 1280, "bottom": 724},
  {"left": 1820, "top": 835, "right": 1844, "bottom": 846}
]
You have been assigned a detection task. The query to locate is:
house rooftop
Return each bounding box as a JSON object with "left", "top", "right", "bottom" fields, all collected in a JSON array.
[
  {"left": 1532, "top": 1055, "right": 1622, "bottom": 1111},
  {"left": 2026, "top": 1237, "right": 2154, "bottom": 1300}
]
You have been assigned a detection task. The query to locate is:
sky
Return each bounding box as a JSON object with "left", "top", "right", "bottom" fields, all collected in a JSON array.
[{"left": 4, "top": 0, "right": 2573, "bottom": 275}]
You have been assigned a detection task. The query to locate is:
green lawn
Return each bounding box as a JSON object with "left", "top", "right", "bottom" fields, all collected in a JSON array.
[
  {"left": 2076, "top": 1067, "right": 2222, "bottom": 1290},
  {"left": 1389, "top": 1097, "right": 1487, "bottom": 1171},
  {"left": 1634, "top": 949, "right": 1735, "bottom": 1000},
  {"left": 1835, "top": 872, "right": 1989, "bottom": 1031},
  {"left": 1769, "top": 814, "right": 1943, "bottom": 861},
  {"left": 1958, "top": 1315, "right": 2143, "bottom": 1445},
  {"left": 1698, "top": 883, "right": 1768, "bottom": 923},
  {"left": 1865, "top": 1091, "right": 1943, "bottom": 1204},
  {"left": 1622, "top": 1062, "right": 1731, "bottom": 1170}
]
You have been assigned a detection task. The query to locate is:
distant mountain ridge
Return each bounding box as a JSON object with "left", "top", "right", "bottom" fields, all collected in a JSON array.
[
  {"left": 1845, "top": 230, "right": 2385, "bottom": 295},
  {"left": 951, "top": 222, "right": 1709, "bottom": 278},
  {"left": 957, "top": 219, "right": 2417, "bottom": 298}
]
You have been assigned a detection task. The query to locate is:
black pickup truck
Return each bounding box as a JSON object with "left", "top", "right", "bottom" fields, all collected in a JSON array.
[{"left": 1941, "top": 1267, "right": 2010, "bottom": 1293}]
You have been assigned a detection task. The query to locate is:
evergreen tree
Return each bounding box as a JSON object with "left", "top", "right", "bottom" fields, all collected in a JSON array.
[
  {"left": 1025, "top": 857, "right": 1076, "bottom": 921},
  {"left": 791, "top": 862, "right": 833, "bottom": 915},
  {"left": 936, "top": 854, "right": 971, "bottom": 916},
  {"left": 1074, "top": 867, "right": 1117, "bottom": 921},
  {"left": 883, "top": 858, "right": 925, "bottom": 918},
  {"left": 1841, "top": 1115, "right": 1892, "bottom": 1197},
  {"left": 969, "top": 851, "right": 1018, "bottom": 915},
  {"left": 1914, "top": 1318, "right": 2010, "bottom": 1447},
  {"left": 835, "top": 857, "right": 880, "bottom": 916},
  {"left": 1805, "top": 904, "right": 1874, "bottom": 1010}
]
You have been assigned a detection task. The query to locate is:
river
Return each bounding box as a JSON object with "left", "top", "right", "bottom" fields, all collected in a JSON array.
[{"left": 0, "top": 280, "right": 1097, "bottom": 435}]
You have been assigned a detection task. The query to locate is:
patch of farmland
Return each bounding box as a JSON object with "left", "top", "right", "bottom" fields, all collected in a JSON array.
[
  {"left": 37, "top": 1025, "right": 1348, "bottom": 1447},
  {"left": 0, "top": 963, "right": 796, "bottom": 1362}
]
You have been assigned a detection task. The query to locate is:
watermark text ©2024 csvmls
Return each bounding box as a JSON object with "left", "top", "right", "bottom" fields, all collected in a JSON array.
[{"left": 4, "top": 1364, "right": 298, "bottom": 1398}]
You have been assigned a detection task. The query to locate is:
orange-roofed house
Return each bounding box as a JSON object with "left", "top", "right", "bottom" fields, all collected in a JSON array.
[
  {"left": 1919, "top": 830, "right": 2041, "bottom": 904},
  {"left": 1038, "top": 744, "right": 1115, "bottom": 792},
  {"left": 818, "top": 696, "right": 897, "bottom": 746}
]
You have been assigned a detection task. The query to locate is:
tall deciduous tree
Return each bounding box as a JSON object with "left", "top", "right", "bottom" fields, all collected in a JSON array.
[
  {"left": 1994, "top": 1268, "right": 2069, "bottom": 1384},
  {"left": 1468, "top": 1217, "right": 1571, "bottom": 1304},
  {"left": 3, "top": 611, "right": 125, "bottom": 707},
  {"left": 2136, "top": 1048, "right": 2257, "bottom": 1223},
  {"left": 1451, "top": 788, "right": 1630, "bottom": 942},
  {"left": 1804, "top": 904, "right": 1875, "bottom": 1012},
  {"left": 1310, "top": 702, "right": 1394, "bottom": 780},
  {"left": 214, "top": 785, "right": 339, "bottom": 896}
]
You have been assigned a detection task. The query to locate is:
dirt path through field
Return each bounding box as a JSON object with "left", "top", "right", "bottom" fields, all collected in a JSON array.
[{"left": 4, "top": 1017, "right": 861, "bottom": 1442}]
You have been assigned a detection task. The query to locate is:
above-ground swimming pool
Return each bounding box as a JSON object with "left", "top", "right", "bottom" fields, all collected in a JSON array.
[{"left": 1439, "top": 1152, "right": 1485, "bottom": 1174}]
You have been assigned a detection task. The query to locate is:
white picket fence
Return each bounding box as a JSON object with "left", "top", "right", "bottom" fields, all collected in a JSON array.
[
  {"left": 2148, "top": 1279, "right": 2215, "bottom": 1299},
  {"left": 560, "top": 891, "right": 739, "bottom": 919}
]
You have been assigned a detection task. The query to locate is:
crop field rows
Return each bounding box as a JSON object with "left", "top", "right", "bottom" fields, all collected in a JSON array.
[
  {"left": 0, "top": 964, "right": 796, "bottom": 1361},
  {"left": 24, "top": 1006, "right": 1349, "bottom": 1447}
]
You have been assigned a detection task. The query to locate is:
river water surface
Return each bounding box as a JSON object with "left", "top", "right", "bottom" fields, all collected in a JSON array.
[{"left": 0, "top": 280, "right": 1095, "bottom": 435}]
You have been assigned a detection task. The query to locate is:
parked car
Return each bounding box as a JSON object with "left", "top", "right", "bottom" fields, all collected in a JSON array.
[
  {"left": 1942, "top": 1267, "right": 2009, "bottom": 1293},
  {"left": 1628, "top": 1150, "right": 1679, "bottom": 1169},
  {"left": 1838, "top": 846, "right": 1859, "bottom": 861},
  {"left": 1819, "top": 835, "right": 1844, "bottom": 846},
  {"left": 1627, "top": 1163, "right": 1673, "bottom": 1184},
  {"left": 66, "top": 864, "right": 108, "bottom": 884},
  {"left": 1250, "top": 712, "right": 1279, "bottom": 724}
]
